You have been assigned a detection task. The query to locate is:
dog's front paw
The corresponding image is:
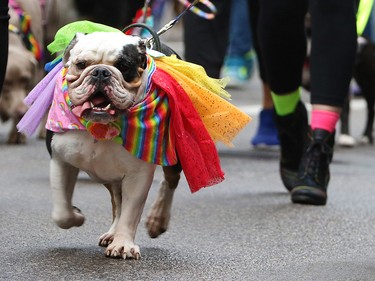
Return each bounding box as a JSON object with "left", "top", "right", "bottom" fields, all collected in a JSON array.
[
  {"left": 99, "top": 232, "right": 114, "bottom": 247},
  {"left": 146, "top": 202, "right": 170, "bottom": 238},
  {"left": 52, "top": 206, "right": 85, "bottom": 229},
  {"left": 105, "top": 239, "right": 141, "bottom": 260}
]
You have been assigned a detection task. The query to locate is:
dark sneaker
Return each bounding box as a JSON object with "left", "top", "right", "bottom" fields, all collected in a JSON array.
[
  {"left": 274, "top": 101, "right": 309, "bottom": 191},
  {"left": 291, "top": 129, "right": 335, "bottom": 205}
]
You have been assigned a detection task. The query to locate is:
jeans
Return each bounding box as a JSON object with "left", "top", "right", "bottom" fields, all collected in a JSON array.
[{"left": 227, "top": 0, "right": 253, "bottom": 57}]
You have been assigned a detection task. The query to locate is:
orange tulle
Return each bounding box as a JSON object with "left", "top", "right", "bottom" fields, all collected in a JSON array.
[
  {"left": 152, "top": 68, "right": 225, "bottom": 192},
  {"left": 154, "top": 55, "right": 252, "bottom": 146}
]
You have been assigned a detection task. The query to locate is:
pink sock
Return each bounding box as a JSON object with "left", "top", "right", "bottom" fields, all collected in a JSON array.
[{"left": 311, "top": 110, "right": 340, "bottom": 133}]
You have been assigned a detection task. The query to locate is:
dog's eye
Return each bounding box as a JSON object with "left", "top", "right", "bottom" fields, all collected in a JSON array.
[
  {"left": 76, "top": 61, "right": 87, "bottom": 70},
  {"left": 115, "top": 62, "right": 128, "bottom": 74}
]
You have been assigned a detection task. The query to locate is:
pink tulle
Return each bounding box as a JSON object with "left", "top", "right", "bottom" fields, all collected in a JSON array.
[{"left": 17, "top": 61, "right": 63, "bottom": 136}]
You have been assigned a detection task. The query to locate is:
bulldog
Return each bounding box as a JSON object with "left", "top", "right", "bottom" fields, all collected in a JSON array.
[
  {"left": 47, "top": 32, "right": 184, "bottom": 259},
  {"left": 38, "top": 23, "right": 250, "bottom": 259}
]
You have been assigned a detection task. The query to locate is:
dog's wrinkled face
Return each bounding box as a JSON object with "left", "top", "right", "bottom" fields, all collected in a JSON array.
[{"left": 63, "top": 32, "right": 148, "bottom": 123}]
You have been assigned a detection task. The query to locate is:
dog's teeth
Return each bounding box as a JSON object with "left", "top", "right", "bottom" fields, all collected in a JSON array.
[
  {"left": 103, "top": 104, "right": 111, "bottom": 111},
  {"left": 90, "top": 102, "right": 94, "bottom": 108}
]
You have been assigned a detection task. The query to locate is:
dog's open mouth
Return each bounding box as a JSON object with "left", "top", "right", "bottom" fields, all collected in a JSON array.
[
  {"left": 71, "top": 92, "right": 118, "bottom": 123},
  {"left": 89, "top": 93, "right": 116, "bottom": 115}
]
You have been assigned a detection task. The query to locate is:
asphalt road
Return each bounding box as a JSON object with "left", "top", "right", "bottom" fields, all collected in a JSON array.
[{"left": 1, "top": 40, "right": 375, "bottom": 280}]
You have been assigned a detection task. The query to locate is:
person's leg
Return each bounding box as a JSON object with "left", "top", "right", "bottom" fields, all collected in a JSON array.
[
  {"left": 151, "top": 0, "right": 167, "bottom": 31},
  {"left": 183, "top": 0, "right": 231, "bottom": 78},
  {"left": 222, "top": 0, "right": 254, "bottom": 84},
  {"left": 257, "top": 0, "right": 309, "bottom": 190},
  {"left": 248, "top": 0, "right": 279, "bottom": 147},
  {"left": 228, "top": 0, "right": 252, "bottom": 56},
  {"left": 0, "top": 0, "right": 9, "bottom": 93},
  {"left": 291, "top": 0, "right": 357, "bottom": 205}
]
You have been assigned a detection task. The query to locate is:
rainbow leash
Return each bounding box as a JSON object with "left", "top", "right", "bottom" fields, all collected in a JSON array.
[
  {"left": 178, "top": 0, "right": 216, "bottom": 20},
  {"left": 154, "top": 0, "right": 215, "bottom": 40}
]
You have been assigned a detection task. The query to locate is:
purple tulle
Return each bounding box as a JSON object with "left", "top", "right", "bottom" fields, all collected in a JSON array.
[{"left": 17, "top": 61, "right": 63, "bottom": 136}]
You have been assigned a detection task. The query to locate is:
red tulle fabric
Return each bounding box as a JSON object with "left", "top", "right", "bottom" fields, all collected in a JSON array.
[{"left": 151, "top": 68, "right": 225, "bottom": 193}]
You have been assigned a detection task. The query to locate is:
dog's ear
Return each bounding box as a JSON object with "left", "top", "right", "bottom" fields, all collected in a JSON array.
[
  {"left": 137, "top": 40, "right": 147, "bottom": 70},
  {"left": 63, "top": 32, "right": 85, "bottom": 66}
]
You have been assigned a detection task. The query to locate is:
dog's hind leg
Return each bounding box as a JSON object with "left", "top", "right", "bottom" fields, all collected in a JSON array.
[
  {"left": 362, "top": 90, "right": 375, "bottom": 144},
  {"left": 146, "top": 162, "right": 182, "bottom": 238},
  {"left": 50, "top": 158, "right": 84, "bottom": 229},
  {"left": 340, "top": 96, "right": 350, "bottom": 136},
  {"left": 338, "top": 95, "right": 356, "bottom": 147},
  {"left": 99, "top": 183, "right": 122, "bottom": 247}
]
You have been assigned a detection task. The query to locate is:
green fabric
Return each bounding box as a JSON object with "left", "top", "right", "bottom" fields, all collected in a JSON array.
[
  {"left": 47, "top": 21, "right": 122, "bottom": 59},
  {"left": 271, "top": 88, "right": 301, "bottom": 116},
  {"left": 357, "top": 0, "right": 374, "bottom": 35}
]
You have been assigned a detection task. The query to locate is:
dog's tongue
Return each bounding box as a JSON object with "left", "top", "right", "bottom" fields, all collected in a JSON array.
[
  {"left": 72, "top": 101, "right": 91, "bottom": 118},
  {"left": 90, "top": 96, "right": 116, "bottom": 115},
  {"left": 91, "top": 96, "right": 107, "bottom": 107},
  {"left": 71, "top": 97, "right": 116, "bottom": 118}
]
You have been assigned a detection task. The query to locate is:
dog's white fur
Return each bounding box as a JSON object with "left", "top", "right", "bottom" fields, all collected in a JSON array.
[{"left": 50, "top": 32, "right": 181, "bottom": 259}]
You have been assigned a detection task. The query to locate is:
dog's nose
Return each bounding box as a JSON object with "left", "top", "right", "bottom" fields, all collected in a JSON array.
[{"left": 91, "top": 68, "right": 111, "bottom": 80}]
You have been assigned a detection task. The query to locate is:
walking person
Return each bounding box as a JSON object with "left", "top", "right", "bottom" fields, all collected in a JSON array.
[
  {"left": 183, "top": 0, "right": 231, "bottom": 78},
  {"left": 251, "top": 0, "right": 357, "bottom": 205},
  {"left": 184, "top": 0, "right": 280, "bottom": 147},
  {"left": 223, "top": 0, "right": 279, "bottom": 147}
]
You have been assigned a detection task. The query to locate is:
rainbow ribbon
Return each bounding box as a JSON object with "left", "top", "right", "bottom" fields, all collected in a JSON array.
[
  {"left": 179, "top": 0, "right": 217, "bottom": 20},
  {"left": 9, "top": 0, "right": 43, "bottom": 61}
]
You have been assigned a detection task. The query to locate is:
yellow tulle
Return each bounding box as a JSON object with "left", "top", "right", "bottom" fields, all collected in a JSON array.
[{"left": 154, "top": 55, "right": 252, "bottom": 146}]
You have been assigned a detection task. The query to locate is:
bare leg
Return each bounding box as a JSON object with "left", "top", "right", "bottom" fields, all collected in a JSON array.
[{"left": 262, "top": 83, "right": 274, "bottom": 109}]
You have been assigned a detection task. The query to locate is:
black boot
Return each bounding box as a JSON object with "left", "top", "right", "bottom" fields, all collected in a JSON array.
[
  {"left": 291, "top": 129, "right": 335, "bottom": 205},
  {"left": 275, "top": 101, "right": 309, "bottom": 191}
]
